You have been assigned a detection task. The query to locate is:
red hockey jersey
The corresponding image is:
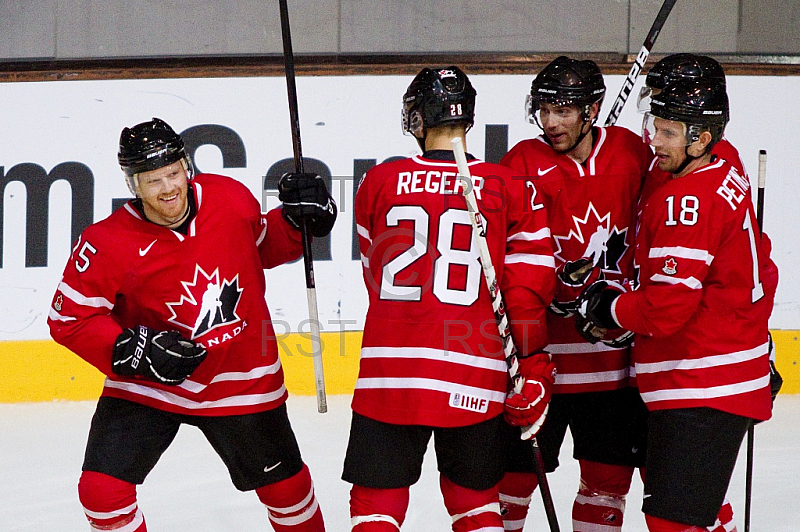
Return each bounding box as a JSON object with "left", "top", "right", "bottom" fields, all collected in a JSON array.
[
  {"left": 48, "top": 173, "right": 303, "bottom": 416},
  {"left": 353, "top": 152, "right": 555, "bottom": 427},
  {"left": 501, "top": 126, "right": 653, "bottom": 393},
  {"left": 613, "top": 159, "right": 774, "bottom": 421}
]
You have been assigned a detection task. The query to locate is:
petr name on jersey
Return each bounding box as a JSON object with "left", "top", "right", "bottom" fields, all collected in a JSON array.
[
  {"left": 397, "top": 170, "right": 483, "bottom": 199},
  {"left": 449, "top": 392, "right": 489, "bottom": 413},
  {"left": 716, "top": 167, "right": 750, "bottom": 211}
]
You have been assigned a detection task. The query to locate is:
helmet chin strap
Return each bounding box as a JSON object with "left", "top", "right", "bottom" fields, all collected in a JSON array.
[
  {"left": 566, "top": 121, "right": 594, "bottom": 155},
  {"left": 673, "top": 148, "right": 697, "bottom": 175},
  {"left": 674, "top": 141, "right": 709, "bottom": 175}
]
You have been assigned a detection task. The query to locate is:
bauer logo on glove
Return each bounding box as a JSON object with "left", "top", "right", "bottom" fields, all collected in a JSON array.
[{"left": 112, "top": 325, "right": 207, "bottom": 385}]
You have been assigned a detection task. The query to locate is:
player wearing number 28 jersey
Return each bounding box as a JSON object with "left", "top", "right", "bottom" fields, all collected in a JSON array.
[
  {"left": 344, "top": 66, "right": 555, "bottom": 532},
  {"left": 352, "top": 126, "right": 554, "bottom": 429}
]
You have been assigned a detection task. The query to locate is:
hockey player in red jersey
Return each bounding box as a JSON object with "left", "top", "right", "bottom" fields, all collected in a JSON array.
[
  {"left": 47, "top": 118, "right": 336, "bottom": 532},
  {"left": 498, "top": 56, "right": 653, "bottom": 532},
  {"left": 576, "top": 79, "right": 778, "bottom": 532},
  {"left": 343, "top": 66, "right": 556, "bottom": 531},
  {"left": 635, "top": 53, "right": 784, "bottom": 532}
]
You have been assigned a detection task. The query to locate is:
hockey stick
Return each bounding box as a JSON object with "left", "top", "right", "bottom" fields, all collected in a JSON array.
[
  {"left": 604, "top": 0, "right": 678, "bottom": 126},
  {"left": 278, "top": 0, "right": 327, "bottom": 413},
  {"left": 452, "top": 137, "right": 560, "bottom": 532},
  {"left": 744, "top": 149, "right": 767, "bottom": 532}
]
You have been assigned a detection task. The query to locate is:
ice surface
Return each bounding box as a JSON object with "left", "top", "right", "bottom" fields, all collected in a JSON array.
[{"left": 1, "top": 395, "right": 798, "bottom": 531}]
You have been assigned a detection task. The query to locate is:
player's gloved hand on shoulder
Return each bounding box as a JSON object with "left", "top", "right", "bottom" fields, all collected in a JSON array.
[
  {"left": 504, "top": 352, "right": 556, "bottom": 440},
  {"left": 112, "top": 326, "right": 207, "bottom": 385},
  {"left": 550, "top": 257, "right": 602, "bottom": 317},
  {"left": 278, "top": 172, "right": 337, "bottom": 237},
  {"left": 574, "top": 280, "right": 628, "bottom": 345}
]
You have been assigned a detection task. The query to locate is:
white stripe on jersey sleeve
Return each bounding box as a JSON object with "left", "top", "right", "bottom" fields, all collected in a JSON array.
[
  {"left": 58, "top": 281, "right": 114, "bottom": 309},
  {"left": 649, "top": 273, "right": 702, "bottom": 289},
  {"left": 48, "top": 308, "right": 77, "bottom": 322},
  {"left": 505, "top": 254, "right": 556, "bottom": 268},
  {"left": 649, "top": 246, "right": 714, "bottom": 265},
  {"left": 507, "top": 228, "right": 551, "bottom": 242},
  {"left": 356, "top": 223, "right": 372, "bottom": 243}
]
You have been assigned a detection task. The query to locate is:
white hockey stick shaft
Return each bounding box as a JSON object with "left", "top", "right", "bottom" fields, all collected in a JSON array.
[
  {"left": 451, "top": 138, "right": 521, "bottom": 390},
  {"left": 451, "top": 137, "right": 561, "bottom": 532}
]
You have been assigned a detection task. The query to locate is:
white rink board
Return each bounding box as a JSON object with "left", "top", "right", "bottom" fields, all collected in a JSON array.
[{"left": 1, "top": 73, "right": 798, "bottom": 341}]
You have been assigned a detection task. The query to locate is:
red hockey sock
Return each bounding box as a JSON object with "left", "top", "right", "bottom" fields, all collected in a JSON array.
[
  {"left": 572, "top": 460, "right": 634, "bottom": 532},
  {"left": 78, "top": 471, "right": 146, "bottom": 531},
  {"left": 707, "top": 498, "right": 737, "bottom": 532},
  {"left": 349, "top": 484, "right": 410, "bottom": 531},
  {"left": 440, "top": 475, "right": 503, "bottom": 532},
  {"left": 498, "top": 472, "right": 538, "bottom": 532},
  {"left": 255, "top": 464, "right": 324, "bottom": 531},
  {"left": 645, "top": 514, "right": 707, "bottom": 532}
]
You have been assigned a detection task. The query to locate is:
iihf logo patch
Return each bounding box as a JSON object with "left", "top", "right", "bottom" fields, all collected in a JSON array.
[
  {"left": 662, "top": 257, "right": 678, "bottom": 275},
  {"left": 449, "top": 392, "right": 489, "bottom": 413}
]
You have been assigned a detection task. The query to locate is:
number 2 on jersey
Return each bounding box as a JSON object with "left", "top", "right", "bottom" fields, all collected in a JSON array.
[{"left": 380, "top": 205, "right": 481, "bottom": 306}]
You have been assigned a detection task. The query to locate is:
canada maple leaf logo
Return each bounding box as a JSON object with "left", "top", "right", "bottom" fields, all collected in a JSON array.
[
  {"left": 552, "top": 203, "right": 629, "bottom": 274},
  {"left": 166, "top": 265, "right": 243, "bottom": 339},
  {"left": 662, "top": 257, "right": 678, "bottom": 275}
]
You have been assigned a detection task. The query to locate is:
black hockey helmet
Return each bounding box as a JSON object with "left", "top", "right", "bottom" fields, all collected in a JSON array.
[
  {"left": 118, "top": 117, "right": 193, "bottom": 195},
  {"left": 646, "top": 53, "right": 726, "bottom": 90},
  {"left": 648, "top": 78, "right": 729, "bottom": 146},
  {"left": 527, "top": 56, "right": 606, "bottom": 126},
  {"left": 639, "top": 54, "right": 726, "bottom": 114},
  {"left": 402, "top": 66, "right": 476, "bottom": 138}
]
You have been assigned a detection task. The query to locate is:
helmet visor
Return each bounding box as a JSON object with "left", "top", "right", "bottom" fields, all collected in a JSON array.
[
  {"left": 642, "top": 112, "right": 691, "bottom": 147},
  {"left": 637, "top": 86, "right": 656, "bottom": 114}
]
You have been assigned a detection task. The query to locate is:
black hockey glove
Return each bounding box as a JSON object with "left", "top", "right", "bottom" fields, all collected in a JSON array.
[
  {"left": 550, "top": 257, "right": 602, "bottom": 317},
  {"left": 574, "top": 280, "right": 626, "bottom": 345},
  {"left": 278, "top": 172, "right": 337, "bottom": 237},
  {"left": 768, "top": 333, "right": 783, "bottom": 402},
  {"left": 112, "top": 326, "right": 207, "bottom": 385}
]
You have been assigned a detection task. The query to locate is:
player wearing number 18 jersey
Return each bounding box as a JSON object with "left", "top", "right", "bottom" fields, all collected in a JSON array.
[
  {"left": 343, "top": 66, "right": 555, "bottom": 532},
  {"left": 577, "top": 79, "right": 777, "bottom": 531}
]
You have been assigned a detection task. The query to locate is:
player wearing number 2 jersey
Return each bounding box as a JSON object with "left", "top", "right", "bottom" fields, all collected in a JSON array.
[
  {"left": 498, "top": 56, "right": 652, "bottom": 532},
  {"left": 343, "top": 66, "right": 555, "bottom": 532},
  {"left": 577, "top": 79, "right": 778, "bottom": 532}
]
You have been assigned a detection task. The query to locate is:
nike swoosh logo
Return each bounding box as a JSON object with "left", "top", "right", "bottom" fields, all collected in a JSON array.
[
  {"left": 264, "top": 461, "right": 282, "bottom": 473},
  {"left": 537, "top": 165, "right": 557, "bottom": 176},
  {"left": 139, "top": 240, "right": 157, "bottom": 256},
  {"left": 643, "top": 494, "right": 652, "bottom": 499}
]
